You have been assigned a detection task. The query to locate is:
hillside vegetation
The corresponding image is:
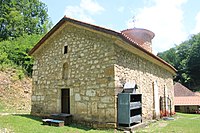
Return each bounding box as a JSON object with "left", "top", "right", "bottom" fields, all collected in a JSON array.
[{"left": 0, "top": 0, "right": 51, "bottom": 114}]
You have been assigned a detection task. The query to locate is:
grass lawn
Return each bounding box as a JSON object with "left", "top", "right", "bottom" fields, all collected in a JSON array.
[
  {"left": 0, "top": 102, "right": 4, "bottom": 112},
  {"left": 0, "top": 114, "right": 119, "bottom": 133},
  {"left": 136, "top": 113, "right": 200, "bottom": 133},
  {"left": 0, "top": 113, "right": 199, "bottom": 133}
]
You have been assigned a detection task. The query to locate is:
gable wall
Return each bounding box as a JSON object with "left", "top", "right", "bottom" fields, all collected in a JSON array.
[
  {"left": 31, "top": 24, "right": 117, "bottom": 127},
  {"left": 114, "top": 45, "right": 174, "bottom": 121}
]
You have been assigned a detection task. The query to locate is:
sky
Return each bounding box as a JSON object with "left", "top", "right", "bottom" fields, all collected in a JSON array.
[{"left": 41, "top": 0, "right": 200, "bottom": 54}]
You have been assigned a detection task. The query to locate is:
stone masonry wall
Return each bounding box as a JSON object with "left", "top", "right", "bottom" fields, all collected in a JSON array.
[
  {"left": 114, "top": 45, "right": 174, "bottom": 121},
  {"left": 31, "top": 24, "right": 116, "bottom": 127}
]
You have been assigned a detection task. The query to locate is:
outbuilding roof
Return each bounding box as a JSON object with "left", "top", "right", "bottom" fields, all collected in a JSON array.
[
  {"left": 28, "top": 16, "right": 176, "bottom": 74},
  {"left": 174, "top": 83, "right": 196, "bottom": 97},
  {"left": 174, "top": 96, "right": 200, "bottom": 105},
  {"left": 174, "top": 83, "right": 200, "bottom": 106}
]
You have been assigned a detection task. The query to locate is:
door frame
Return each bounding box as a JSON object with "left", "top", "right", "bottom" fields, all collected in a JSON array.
[{"left": 61, "top": 88, "right": 70, "bottom": 114}]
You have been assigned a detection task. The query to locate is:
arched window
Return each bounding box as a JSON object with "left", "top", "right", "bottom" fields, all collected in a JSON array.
[{"left": 62, "top": 62, "right": 68, "bottom": 79}]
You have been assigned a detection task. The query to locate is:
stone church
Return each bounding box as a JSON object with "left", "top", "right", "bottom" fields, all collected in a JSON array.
[{"left": 29, "top": 16, "right": 176, "bottom": 128}]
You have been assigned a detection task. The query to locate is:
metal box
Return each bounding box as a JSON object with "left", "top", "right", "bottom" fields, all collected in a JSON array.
[{"left": 118, "top": 93, "right": 142, "bottom": 127}]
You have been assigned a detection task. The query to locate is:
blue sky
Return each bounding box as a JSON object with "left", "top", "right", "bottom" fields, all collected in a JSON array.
[{"left": 41, "top": 0, "right": 200, "bottom": 53}]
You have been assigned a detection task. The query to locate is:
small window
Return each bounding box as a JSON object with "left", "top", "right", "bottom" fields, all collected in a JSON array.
[{"left": 64, "top": 46, "right": 68, "bottom": 54}]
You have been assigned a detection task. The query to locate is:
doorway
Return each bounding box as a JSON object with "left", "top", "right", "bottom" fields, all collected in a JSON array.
[{"left": 61, "top": 89, "right": 70, "bottom": 113}]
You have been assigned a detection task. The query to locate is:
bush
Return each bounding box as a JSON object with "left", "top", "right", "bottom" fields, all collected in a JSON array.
[{"left": 0, "top": 34, "right": 42, "bottom": 76}]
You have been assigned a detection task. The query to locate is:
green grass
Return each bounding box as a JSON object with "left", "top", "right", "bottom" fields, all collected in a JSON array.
[
  {"left": 136, "top": 113, "right": 200, "bottom": 133},
  {"left": 0, "top": 113, "right": 199, "bottom": 133},
  {"left": 0, "top": 103, "right": 4, "bottom": 112},
  {"left": 0, "top": 114, "right": 119, "bottom": 133}
]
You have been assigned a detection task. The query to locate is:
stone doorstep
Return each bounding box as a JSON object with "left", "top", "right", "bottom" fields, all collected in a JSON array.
[
  {"left": 42, "top": 119, "right": 65, "bottom": 127},
  {"left": 50, "top": 113, "right": 73, "bottom": 125},
  {"left": 117, "top": 120, "right": 157, "bottom": 132}
]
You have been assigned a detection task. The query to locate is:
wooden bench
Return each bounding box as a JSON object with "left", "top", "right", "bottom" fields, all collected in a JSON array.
[{"left": 42, "top": 119, "right": 64, "bottom": 127}]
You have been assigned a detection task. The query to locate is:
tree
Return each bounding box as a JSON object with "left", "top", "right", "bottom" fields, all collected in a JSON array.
[
  {"left": 0, "top": 34, "right": 42, "bottom": 75},
  {"left": 0, "top": 0, "right": 51, "bottom": 41},
  {"left": 157, "top": 47, "right": 179, "bottom": 68},
  {"left": 186, "top": 34, "right": 200, "bottom": 87},
  {"left": 158, "top": 33, "right": 200, "bottom": 90}
]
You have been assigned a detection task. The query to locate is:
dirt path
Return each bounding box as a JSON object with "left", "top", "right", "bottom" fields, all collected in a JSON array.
[{"left": 0, "top": 112, "right": 28, "bottom": 116}]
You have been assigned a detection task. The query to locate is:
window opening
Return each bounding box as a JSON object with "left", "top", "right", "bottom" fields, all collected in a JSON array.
[{"left": 64, "top": 46, "right": 68, "bottom": 54}]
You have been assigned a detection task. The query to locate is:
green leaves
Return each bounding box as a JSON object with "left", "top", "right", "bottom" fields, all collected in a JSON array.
[
  {"left": 186, "top": 34, "right": 200, "bottom": 85},
  {"left": 158, "top": 47, "right": 179, "bottom": 68},
  {"left": 0, "top": 34, "right": 42, "bottom": 76},
  {"left": 158, "top": 33, "right": 200, "bottom": 89},
  {"left": 0, "top": 0, "right": 51, "bottom": 77},
  {"left": 0, "top": 0, "right": 51, "bottom": 41}
]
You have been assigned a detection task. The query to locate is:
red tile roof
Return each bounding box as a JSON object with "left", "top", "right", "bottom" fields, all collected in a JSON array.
[
  {"left": 28, "top": 16, "right": 176, "bottom": 74},
  {"left": 121, "top": 28, "right": 155, "bottom": 46},
  {"left": 174, "top": 96, "right": 200, "bottom": 105},
  {"left": 174, "top": 83, "right": 196, "bottom": 97}
]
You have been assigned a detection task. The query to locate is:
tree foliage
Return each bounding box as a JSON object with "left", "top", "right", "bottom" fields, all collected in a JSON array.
[
  {"left": 158, "top": 33, "right": 200, "bottom": 90},
  {"left": 0, "top": 34, "right": 42, "bottom": 76},
  {"left": 0, "top": 0, "right": 51, "bottom": 77},
  {"left": 186, "top": 35, "right": 200, "bottom": 86},
  {"left": 0, "top": 0, "right": 51, "bottom": 41}
]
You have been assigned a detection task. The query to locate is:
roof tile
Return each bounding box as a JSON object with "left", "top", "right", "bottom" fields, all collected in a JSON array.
[{"left": 174, "top": 96, "right": 200, "bottom": 105}]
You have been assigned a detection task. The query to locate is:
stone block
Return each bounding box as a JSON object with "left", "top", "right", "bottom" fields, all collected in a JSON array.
[
  {"left": 90, "top": 97, "right": 99, "bottom": 101},
  {"left": 107, "top": 89, "right": 114, "bottom": 96},
  {"left": 98, "top": 103, "right": 107, "bottom": 108},
  {"left": 108, "top": 82, "right": 114, "bottom": 88},
  {"left": 75, "top": 93, "right": 81, "bottom": 101},
  {"left": 32, "top": 95, "right": 37, "bottom": 101},
  {"left": 53, "top": 89, "right": 57, "bottom": 93},
  {"left": 76, "top": 102, "right": 87, "bottom": 114},
  {"left": 41, "top": 96, "right": 45, "bottom": 101},
  {"left": 96, "top": 89, "right": 106, "bottom": 97},
  {"left": 91, "top": 102, "right": 98, "bottom": 114},
  {"left": 82, "top": 96, "right": 89, "bottom": 101},
  {"left": 73, "top": 87, "right": 79, "bottom": 93},
  {"left": 105, "top": 108, "right": 115, "bottom": 122},
  {"left": 101, "top": 96, "right": 114, "bottom": 103},
  {"left": 97, "top": 78, "right": 108, "bottom": 84},
  {"left": 80, "top": 89, "right": 85, "bottom": 95},
  {"left": 98, "top": 109, "right": 106, "bottom": 121},
  {"left": 104, "top": 66, "right": 114, "bottom": 76},
  {"left": 86, "top": 90, "right": 96, "bottom": 96}
]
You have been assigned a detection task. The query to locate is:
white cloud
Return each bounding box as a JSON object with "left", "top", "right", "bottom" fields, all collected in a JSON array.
[
  {"left": 127, "top": 0, "right": 188, "bottom": 53},
  {"left": 118, "top": 6, "right": 125, "bottom": 13},
  {"left": 191, "top": 11, "right": 200, "bottom": 34},
  {"left": 64, "top": 0, "right": 104, "bottom": 23},
  {"left": 80, "top": 0, "right": 104, "bottom": 14}
]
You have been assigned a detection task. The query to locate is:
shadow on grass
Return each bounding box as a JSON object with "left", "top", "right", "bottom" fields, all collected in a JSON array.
[
  {"left": 68, "top": 123, "right": 94, "bottom": 131},
  {"left": 14, "top": 114, "right": 42, "bottom": 122},
  {"left": 14, "top": 114, "right": 95, "bottom": 131}
]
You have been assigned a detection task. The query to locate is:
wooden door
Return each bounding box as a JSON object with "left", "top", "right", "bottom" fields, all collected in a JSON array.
[{"left": 61, "top": 89, "right": 70, "bottom": 113}]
